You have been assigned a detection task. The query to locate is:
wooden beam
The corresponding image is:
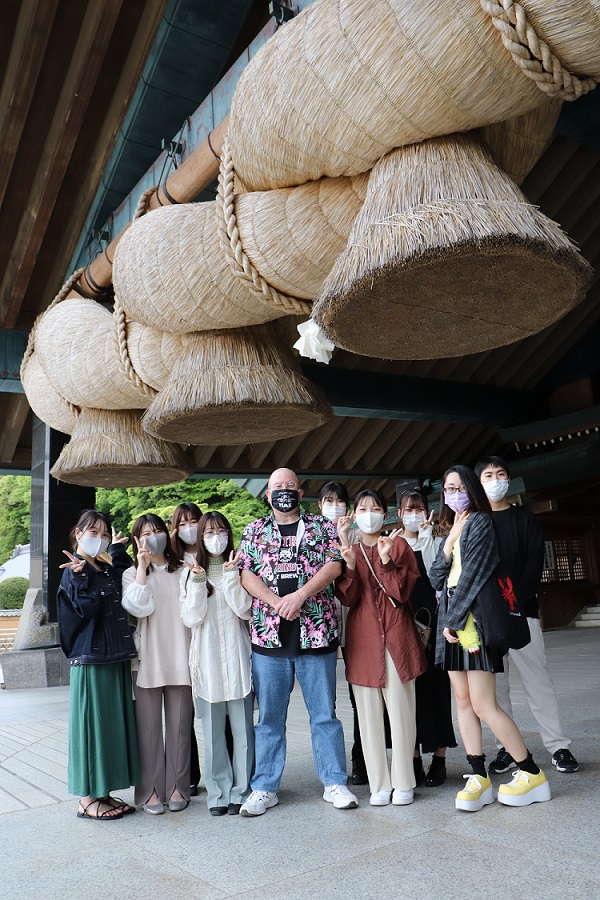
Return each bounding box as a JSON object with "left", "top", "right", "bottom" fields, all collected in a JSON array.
[
  {"left": 32, "top": 0, "right": 169, "bottom": 320},
  {"left": 0, "top": 0, "right": 125, "bottom": 326},
  {"left": 302, "top": 365, "right": 539, "bottom": 426},
  {"left": 0, "top": 0, "right": 60, "bottom": 212},
  {"left": 0, "top": 396, "right": 30, "bottom": 462},
  {"left": 500, "top": 405, "right": 600, "bottom": 443}
]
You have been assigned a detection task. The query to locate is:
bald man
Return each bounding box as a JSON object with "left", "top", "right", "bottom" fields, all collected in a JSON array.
[{"left": 238, "top": 468, "right": 358, "bottom": 815}]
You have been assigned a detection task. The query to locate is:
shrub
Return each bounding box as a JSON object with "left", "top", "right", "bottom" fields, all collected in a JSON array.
[{"left": 0, "top": 577, "right": 29, "bottom": 610}]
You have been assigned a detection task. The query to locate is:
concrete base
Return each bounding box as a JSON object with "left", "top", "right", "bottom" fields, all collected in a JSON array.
[{"left": 0, "top": 647, "right": 70, "bottom": 689}]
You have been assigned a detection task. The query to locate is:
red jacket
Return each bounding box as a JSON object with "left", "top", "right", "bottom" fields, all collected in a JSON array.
[{"left": 336, "top": 537, "right": 425, "bottom": 688}]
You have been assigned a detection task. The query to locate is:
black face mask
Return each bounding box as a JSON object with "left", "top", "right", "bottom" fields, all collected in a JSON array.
[{"left": 270, "top": 489, "right": 300, "bottom": 513}]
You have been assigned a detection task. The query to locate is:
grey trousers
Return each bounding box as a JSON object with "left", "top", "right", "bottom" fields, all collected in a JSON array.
[
  {"left": 196, "top": 692, "right": 255, "bottom": 809},
  {"left": 133, "top": 678, "right": 194, "bottom": 805}
]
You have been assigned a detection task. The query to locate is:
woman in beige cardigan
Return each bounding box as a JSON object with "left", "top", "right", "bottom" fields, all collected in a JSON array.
[{"left": 122, "top": 513, "right": 193, "bottom": 815}]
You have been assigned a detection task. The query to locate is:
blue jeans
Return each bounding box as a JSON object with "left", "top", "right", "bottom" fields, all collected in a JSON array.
[{"left": 251, "top": 650, "right": 348, "bottom": 792}]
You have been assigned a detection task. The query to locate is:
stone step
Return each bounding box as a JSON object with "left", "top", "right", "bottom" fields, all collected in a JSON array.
[
  {"left": 575, "top": 619, "right": 600, "bottom": 627},
  {"left": 585, "top": 606, "right": 600, "bottom": 613},
  {"left": 580, "top": 613, "right": 600, "bottom": 621}
]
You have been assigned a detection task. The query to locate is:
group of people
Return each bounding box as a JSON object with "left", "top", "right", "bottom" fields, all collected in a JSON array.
[{"left": 56, "top": 455, "right": 578, "bottom": 822}]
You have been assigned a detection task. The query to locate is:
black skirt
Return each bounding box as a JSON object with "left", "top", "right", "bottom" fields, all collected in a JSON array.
[{"left": 442, "top": 623, "right": 504, "bottom": 674}]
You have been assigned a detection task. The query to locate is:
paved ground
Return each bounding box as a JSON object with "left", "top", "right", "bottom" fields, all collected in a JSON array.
[{"left": 1, "top": 627, "right": 599, "bottom": 899}]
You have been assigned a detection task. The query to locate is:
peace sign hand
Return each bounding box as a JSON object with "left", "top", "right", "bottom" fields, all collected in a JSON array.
[
  {"left": 378, "top": 528, "right": 402, "bottom": 564},
  {"left": 135, "top": 536, "right": 153, "bottom": 570},
  {"left": 184, "top": 554, "right": 205, "bottom": 576},
  {"left": 223, "top": 550, "right": 242, "bottom": 571},
  {"left": 337, "top": 515, "right": 352, "bottom": 546},
  {"left": 335, "top": 542, "right": 356, "bottom": 570},
  {"left": 59, "top": 550, "right": 87, "bottom": 573},
  {"left": 111, "top": 527, "right": 129, "bottom": 546}
]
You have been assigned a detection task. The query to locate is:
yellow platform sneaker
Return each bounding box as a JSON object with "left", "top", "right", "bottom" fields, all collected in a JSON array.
[
  {"left": 455, "top": 774, "right": 494, "bottom": 812},
  {"left": 497, "top": 769, "right": 551, "bottom": 807}
]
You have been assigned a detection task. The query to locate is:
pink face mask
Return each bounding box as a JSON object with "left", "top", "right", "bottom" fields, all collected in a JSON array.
[{"left": 444, "top": 491, "right": 471, "bottom": 513}]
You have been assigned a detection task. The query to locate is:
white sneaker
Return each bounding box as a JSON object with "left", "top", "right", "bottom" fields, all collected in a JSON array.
[
  {"left": 370, "top": 790, "right": 392, "bottom": 806},
  {"left": 323, "top": 784, "right": 358, "bottom": 809},
  {"left": 239, "top": 790, "right": 279, "bottom": 817},
  {"left": 392, "top": 789, "right": 414, "bottom": 806}
]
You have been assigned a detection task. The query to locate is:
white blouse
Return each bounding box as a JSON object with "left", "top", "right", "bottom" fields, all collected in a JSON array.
[
  {"left": 122, "top": 564, "right": 191, "bottom": 689},
  {"left": 179, "top": 562, "right": 252, "bottom": 703}
]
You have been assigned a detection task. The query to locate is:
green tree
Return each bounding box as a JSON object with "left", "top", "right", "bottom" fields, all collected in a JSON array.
[
  {"left": 0, "top": 576, "right": 29, "bottom": 609},
  {"left": 0, "top": 475, "right": 31, "bottom": 564},
  {"left": 96, "top": 478, "right": 270, "bottom": 546}
]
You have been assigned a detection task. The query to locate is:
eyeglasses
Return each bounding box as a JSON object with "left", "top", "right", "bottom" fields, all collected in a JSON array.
[
  {"left": 270, "top": 482, "right": 299, "bottom": 490},
  {"left": 444, "top": 486, "right": 467, "bottom": 494},
  {"left": 204, "top": 528, "right": 228, "bottom": 537}
]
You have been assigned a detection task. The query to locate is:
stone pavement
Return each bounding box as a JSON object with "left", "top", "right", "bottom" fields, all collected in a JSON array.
[{"left": 1, "top": 628, "right": 599, "bottom": 899}]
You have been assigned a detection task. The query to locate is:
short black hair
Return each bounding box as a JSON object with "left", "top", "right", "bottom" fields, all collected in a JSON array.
[
  {"left": 474, "top": 455, "right": 511, "bottom": 479},
  {"left": 319, "top": 481, "right": 349, "bottom": 505},
  {"left": 354, "top": 489, "right": 388, "bottom": 513}
]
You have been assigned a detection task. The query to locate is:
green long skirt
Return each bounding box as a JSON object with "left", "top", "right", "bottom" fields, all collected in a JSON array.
[{"left": 68, "top": 661, "right": 140, "bottom": 797}]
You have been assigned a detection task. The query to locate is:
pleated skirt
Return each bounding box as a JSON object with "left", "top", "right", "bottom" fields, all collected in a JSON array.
[
  {"left": 68, "top": 661, "right": 140, "bottom": 797},
  {"left": 442, "top": 621, "right": 504, "bottom": 674}
]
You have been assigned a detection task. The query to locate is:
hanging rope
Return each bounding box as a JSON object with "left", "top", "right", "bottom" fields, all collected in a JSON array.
[
  {"left": 481, "top": 0, "right": 597, "bottom": 100},
  {"left": 216, "top": 136, "right": 312, "bottom": 316}
]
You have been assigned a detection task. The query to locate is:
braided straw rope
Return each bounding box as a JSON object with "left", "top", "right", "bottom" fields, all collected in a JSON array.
[
  {"left": 216, "top": 137, "right": 311, "bottom": 316},
  {"left": 133, "top": 186, "right": 158, "bottom": 221},
  {"left": 113, "top": 185, "right": 159, "bottom": 399},
  {"left": 114, "top": 297, "right": 156, "bottom": 400},
  {"left": 481, "top": 0, "right": 597, "bottom": 100},
  {"left": 21, "top": 268, "right": 85, "bottom": 417}
]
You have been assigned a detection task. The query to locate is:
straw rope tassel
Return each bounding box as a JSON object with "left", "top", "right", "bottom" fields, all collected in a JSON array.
[
  {"left": 21, "top": 268, "right": 85, "bottom": 418},
  {"left": 216, "top": 137, "right": 311, "bottom": 316},
  {"left": 480, "top": 0, "right": 597, "bottom": 99}
]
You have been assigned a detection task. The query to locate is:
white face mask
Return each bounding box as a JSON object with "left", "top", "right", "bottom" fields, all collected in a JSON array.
[
  {"left": 179, "top": 525, "right": 198, "bottom": 546},
  {"left": 321, "top": 503, "right": 346, "bottom": 523},
  {"left": 204, "top": 534, "right": 229, "bottom": 555},
  {"left": 144, "top": 533, "right": 167, "bottom": 556},
  {"left": 402, "top": 513, "right": 425, "bottom": 533},
  {"left": 355, "top": 511, "right": 385, "bottom": 534},
  {"left": 483, "top": 479, "right": 509, "bottom": 502},
  {"left": 79, "top": 535, "right": 109, "bottom": 558}
]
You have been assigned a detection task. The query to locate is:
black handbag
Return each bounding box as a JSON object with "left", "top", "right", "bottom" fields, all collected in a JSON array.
[
  {"left": 413, "top": 607, "right": 432, "bottom": 649},
  {"left": 474, "top": 570, "right": 530, "bottom": 655}
]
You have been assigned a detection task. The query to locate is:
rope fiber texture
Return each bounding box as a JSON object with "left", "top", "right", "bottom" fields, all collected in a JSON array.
[
  {"left": 481, "top": 0, "right": 597, "bottom": 100},
  {"left": 216, "top": 137, "right": 312, "bottom": 316}
]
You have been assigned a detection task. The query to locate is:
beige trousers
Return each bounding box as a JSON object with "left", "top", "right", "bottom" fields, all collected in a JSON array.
[
  {"left": 352, "top": 649, "right": 417, "bottom": 793},
  {"left": 133, "top": 678, "right": 193, "bottom": 805}
]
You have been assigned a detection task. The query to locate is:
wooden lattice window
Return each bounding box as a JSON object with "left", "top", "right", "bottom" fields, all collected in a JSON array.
[{"left": 541, "top": 537, "right": 588, "bottom": 583}]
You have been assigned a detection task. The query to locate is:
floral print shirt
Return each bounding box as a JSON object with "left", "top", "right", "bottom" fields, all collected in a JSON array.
[{"left": 238, "top": 512, "right": 342, "bottom": 650}]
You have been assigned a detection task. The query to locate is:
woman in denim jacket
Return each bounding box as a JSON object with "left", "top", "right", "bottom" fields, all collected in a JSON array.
[{"left": 57, "top": 510, "right": 139, "bottom": 821}]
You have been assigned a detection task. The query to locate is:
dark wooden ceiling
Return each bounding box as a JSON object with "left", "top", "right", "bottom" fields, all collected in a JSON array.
[{"left": 1, "top": 0, "right": 599, "bottom": 501}]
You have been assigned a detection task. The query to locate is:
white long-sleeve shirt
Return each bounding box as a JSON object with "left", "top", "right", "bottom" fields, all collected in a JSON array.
[
  {"left": 122, "top": 563, "right": 191, "bottom": 689},
  {"left": 179, "top": 562, "right": 251, "bottom": 703}
]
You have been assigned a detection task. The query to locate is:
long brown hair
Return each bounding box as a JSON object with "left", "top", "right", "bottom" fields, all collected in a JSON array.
[
  {"left": 132, "top": 513, "right": 181, "bottom": 575},
  {"left": 170, "top": 502, "right": 203, "bottom": 560}
]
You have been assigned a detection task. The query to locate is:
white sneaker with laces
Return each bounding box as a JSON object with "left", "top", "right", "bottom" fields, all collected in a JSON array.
[
  {"left": 239, "top": 790, "right": 279, "bottom": 817},
  {"left": 323, "top": 784, "right": 358, "bottom": 809},
  {"left": 392, "top": 788, "right": 414, "bottom": 806}
]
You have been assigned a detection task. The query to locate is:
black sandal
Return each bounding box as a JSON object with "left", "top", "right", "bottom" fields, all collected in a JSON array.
[
  {"left": 104, "top": 795, "right": 136, "bottom": 815},
  {"left": 77, "top": 798, "right": 124, "bottom": 820}
]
